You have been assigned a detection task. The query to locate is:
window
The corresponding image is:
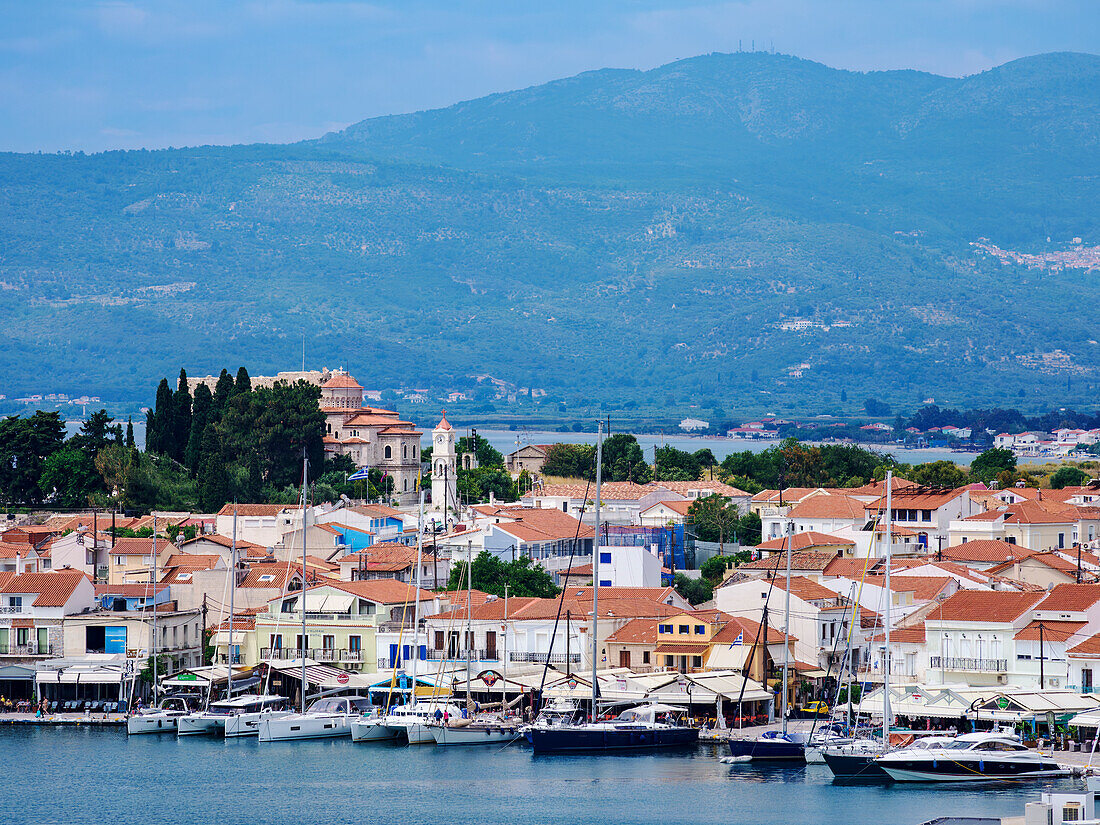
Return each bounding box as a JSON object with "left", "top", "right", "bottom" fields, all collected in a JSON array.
[
  {"left": 348, "top": 635, "right": 361, "bottom": 653},
  {"left": 694, "top": 625, "right": 705, "bottom": 635},
  {"left": 1059, "top": 533, "right": 1065, "bottom": 549},
  {"left": 599, "top": 552, "right": 612, "bottom": 564},
  {"left": 922, "top": 510, "right": 932, "bottom": 522},
  {"left": 8, "top": 596, "right": 22, "bottom": 609},
  {"left": 642, "top": 651, "right": 651, "bottom": 664},
  {"left": 678, "top": 625, "right": 689, "bottom": 634},
  {"left": 384, "top": 446, "right": 392, "bottom": 459},
  {"left": 322, "top": 634, "right": 335, "bottom": 650},
  {"left": 664, "top": 655, "right": 674, "bottom": 668},
  {"left": 658, "top": 624, "right": 672, "bottom": 634},
  {"left": 434, "top": 631, "right": 445, "bottom": 649},
  {"left": 599, "top": 580, "right": 612, "bottom": 587},
  {"left": 692, "top": 656, "right": 702, "bottom": 668},
  {"left": 270, "top": 634, "right": 282, "bottom": 650},
  {"left": 258, "top": 574, "right": 275, "bottom": 582}
]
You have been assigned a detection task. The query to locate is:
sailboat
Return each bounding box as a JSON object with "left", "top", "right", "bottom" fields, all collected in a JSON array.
[
  {"left": 526, "top": 423, "right": 700, "bottom": 754},
  {"left": 727, "top": 512, "right": 806, "bottom": 761},
  {"left": 824, "top": 472, "right": 896, "bottom": 779},
  {"left": 258, "top": 456, "right": 372, "bottom": 742}
]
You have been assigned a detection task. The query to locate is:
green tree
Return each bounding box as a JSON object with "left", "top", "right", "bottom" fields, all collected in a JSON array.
[
  {"left": 40, "top": 448, "right": 100, "bottom": 507},
  {"left": 700, "top": 554, "right": 738, "bottom": 585},
  {"left": 687, "top": 494, "right": 740, "bottom": 551},
  {"left": 456, "top": 467, "right": 518, "bottom": 503},
  {"left": 146, "top": 378, "right": 174, "bottom": 456},
  {"left": 70, "top": 409, "right": 120, "bottom": 455},
  {"left": 211, "top": 369, "right": 234, "bottom": 415},
  {"left": 198, "top": 428, "right": 230, "bottom": 512},
  {"left": 1050, "top": 465, "right": 1090, "bottom": 489},
  {"left": 602, "top": 433, "right": 651, "bottom": 483},
  {"left": 736, "top": 511, "right": 762, "bottom": 546},
  {"left": 456, "top": 433, "right": 505, "bottom": 468},
  {"left": 654, "top": 445, "right": 701, "bottom": 481},
  {"left": 125, "top": 417, "right": 135, "bottom": 449},
  {"left": 673, "top": 573, "right": 712, "bottom": 606},
  {"left": 446, "top": 551, "right": 559, "bottom": 598},
  {"left": 0, "top": 411, "right": 66, "bottom": 505},
  {"left": 910, "top": 460, "right": 970, "bottom": 488},
  {"left": 234, "top": 366, "right": 251, "bottom": 395},
  {"left": 185, "top": 383, "right": 213, "bottom": 473},
  {"left": 541, "top": 443, "right": 595, "bottom": 479},
  {"left": 172, "top": 369, "right": 192, "bottom": 463},
  {"left": 971, "top": 448, "right": 1017, "bottom": 484}
]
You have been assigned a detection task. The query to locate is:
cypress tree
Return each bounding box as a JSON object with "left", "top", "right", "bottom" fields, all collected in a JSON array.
[
  {"left": 185, "top": 384, "right": 213, "bottom": 474},
  {"left": 212, "top": 369, "right": 234, "bottom": 416},
  {"left": 125, "top": 417, "right": 135, "bottom": 449},
  {"left": 198, "top": 427, "right": 229, "bottom": 513},
  {"left": 234, "top": 366, "right": 251, "bottom": 395},
  {"left": 173, "top": 369, "right": 192, "bottom": 463},
  {"left": 147, "top": 378, "right": 174, "bottom": 455}
]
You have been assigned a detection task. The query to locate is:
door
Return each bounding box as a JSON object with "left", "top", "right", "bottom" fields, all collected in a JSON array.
[
  {"left": 1084, "top": 668, "right": 1094, "bottom": 693},
  {"left": 389, "top": 643, "right": 399, "bottom": 669},
  {"left": 619, "top": 650, "right": 631, "bottom": 668},
  {"left": 485, "top": 631, "right": 497, "bottom": 660}
]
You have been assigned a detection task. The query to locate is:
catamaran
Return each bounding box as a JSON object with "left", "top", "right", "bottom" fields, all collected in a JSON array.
[{"left": 258, "top": 694, "right": 375, "bottom": 741}]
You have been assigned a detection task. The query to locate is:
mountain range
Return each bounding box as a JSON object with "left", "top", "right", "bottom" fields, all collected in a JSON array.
[{"left": 2, "top": 51, "right": 1099, "bottom": 414}]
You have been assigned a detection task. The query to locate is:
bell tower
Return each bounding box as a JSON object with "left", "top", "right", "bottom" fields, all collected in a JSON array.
[{"left": 431, "top": 411, "right": 457, "bottom": 516}]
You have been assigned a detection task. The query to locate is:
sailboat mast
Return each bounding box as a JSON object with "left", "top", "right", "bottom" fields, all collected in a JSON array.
[
  {"left": 411, "top": 490, "right": 424, "bottom": 708},
  {"left": 151, "top": 515, "right": 158, "bottom": 704},
  {"left": 781, "top": 518, "right": 791, "bottom": 734},
  {"left": 465, "top": 574, "right": 471, "bottom": 707},
  {"left": 228, "top": 507, "right": 236, "bottom": 698},
  {"left": 502, "top": 584, "right": 508, "bottom": 713},
  {"left": 300, "top": 453, "right": 308, "bottom": 714},
  {"left": 591, "top": 422, "right": 603, "bottom": 718},
  {"left": 883, "top": 471, "right": 893, "bottom": 749}
]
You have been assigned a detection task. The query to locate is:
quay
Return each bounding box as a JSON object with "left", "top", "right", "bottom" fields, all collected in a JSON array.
[{"left": 0, "top": 711, "right": 124, "bottom": 728}]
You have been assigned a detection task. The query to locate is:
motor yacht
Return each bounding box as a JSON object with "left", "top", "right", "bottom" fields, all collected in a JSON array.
[
  {"left": 257, "top": 695, "right": 374, "bottom": 742},
  {"left": 177, "top": 694, "right": 289, "bottom": 737},
  {"left": 727, "top": 729, "right": 808, "bottom": 762},
  {"left": 877, "top": 731, "right": 1066, "bottom": 782},
  {"left": 527, "top": 703, "right": 699, "bottom": 754}
]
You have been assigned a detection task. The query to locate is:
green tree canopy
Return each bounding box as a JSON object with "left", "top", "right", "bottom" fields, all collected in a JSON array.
[
  {"left": 673, "top": 573, "right": 712, "bottom": 606},
  {"left": 971, "top": 448, "right": 1017, "bottom": 484},
  {"left": 1050, "top": 465, "right": 1090, "bottom": 489},
  {"left": 446, "top": 551, "right": 559, "bottom": 598},
  {"left": 654, "top": 445, "right": 701, "bottom": 481},
  {"left": 541, "top": 443, "right": 595, "bottom": 479},
  {"left": 909, "top": 460, "right": 970, "bottom": 488},
  {"left": 602, "top": 433, "right": 651, "bottom": 483},
  {"left": 0, "top": 411, "right": 65, "bottom": 505},
  {"left": 456, "top": 467, "right": 518, "bottom": 504},
  {"left": 40, "top": 448, "right": 100, "bottom": 508},
  {"left": 456, "top": 433, "right": 505, "bottom": 468}
]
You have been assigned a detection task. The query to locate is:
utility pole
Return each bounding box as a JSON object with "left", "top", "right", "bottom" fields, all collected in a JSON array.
[
  {"left": 200, "top": 594, "right": 208, "bottom": 664},
  {"left": 1078, "top": 545, "right": 1083, "bottom": 584},
  {"left": 1039, "top": 622, "right": 1045, "bottom": 689}
]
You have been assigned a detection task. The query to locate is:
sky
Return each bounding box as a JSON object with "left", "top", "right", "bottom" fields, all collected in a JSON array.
[{"left": 1, "top": 0, "right": 1097, "bottom": 153}]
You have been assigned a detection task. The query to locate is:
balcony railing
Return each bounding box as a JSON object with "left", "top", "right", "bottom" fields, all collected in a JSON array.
[
  {"left": 0, "top": 606, "right": 24, "bottom": 614},
  {"left": 261, "top": 647, "right": 362, "bottom": 662},
  {"left": 426, "top": 648, "right": 498, "bottom": 662},
  {"left": 0, "top": 642, "right": 55, "bottom": 656},
  {"left": 930, "top": 656, "right": 1007, "bottom": 673},
  {"left": 508, "top": 651, "right": 582, "bottom": 664}
]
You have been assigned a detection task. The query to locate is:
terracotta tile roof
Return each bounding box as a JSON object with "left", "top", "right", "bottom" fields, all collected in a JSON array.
[
  {"left": 238, "top": 561, "right": 304, "bottom": 589},
  {"left": 822, "top": 557, "right": 884, "bottom": 578},
  {"left": 179, "top": 534, "right": 266, "bottom": 552},
  {"left": 870, "top": 624, "right": 926, "bottom": 644},
  {"left": 756, "top": 532, "right": 854, "bottom": 551},
  {"left": 1014, "top": 620, "right": 1086, "bottom": 641},
  {"left": 562, "top": 586, "right": 679, "bottom": 605},
  {"left": 318, "top": 579, "right": 436, "bottom": 605},
  {"left": 96, "top": 583, "right": 169, "bottom": 598},
  {"left": 483, "top": 507, "right": 595, "bottom": 543},
  {"left": 109, "top": 537, "right": 170, "bottom": 556},
  {"left": 750, "top": 488, "right": 823, "bottom": 504},
  {"left": 927, "top": 590, "right": 1043, "bottom": 623},
  {"left": 941, "top": 540, "right": 1034, "bottom": 563},
  {"left": 962, "top": 510, "right": 1008, "bottom": 522},
  {"left": 163, "top": 553, "right": 222, "bottom": 569},
  {"left": 1, "top": 570, "right": 86, "bottom": 607},
  {"left": 536, "top": 482, "right": 652, "bottom": 501},
  {"left": 772, "top": 575, "right": 848, "bottom": 603},
  {"left": 865, "top": 488, "right": 968, "bottom": 511},
  {"left": 212, "top": 615, "right": 257, "bottom": 631},
  {"left": 739, "top": 550, "right": 840, "bottom": 571},
  {"left": 863, "top": 575, "right": 954, "bottom": 601},
  {"left": 216, "top": 504, "right": 301, "bottom": 517},
  {"left": 1034, "top": 583, "right": 1100, "bottom": 612},
  {"left": 643, "top": 499, "right": 693, "bottom": 516},
  {"left": 0, "top": 572, "right": 14, "bottom": 589},
  {"left": 1004, "top": 501, "right": 1078, "bottom": 525},
  {"left": 349, "top": 504, "right": 403, "bottom": 519},
  {"left": 787, "top": 495, "right": 868, "bottom": 520},
  {"left": 1069, "top": 634, "right": 1100, "bottom": 658},
  {"left": 322, "top": 372, "right": 363, "bottom": 389},
  {"left": 651, "top": 481, "right": 751, "bottom": 498},
  {"left": 987, "top": 551, "right": 1078, "bottom": 576},
  {"left": 709, "top": 615, "right": 789, "bottom": 644}
]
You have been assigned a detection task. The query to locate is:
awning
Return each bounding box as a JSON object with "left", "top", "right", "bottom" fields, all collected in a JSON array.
[
  {"left": 303, "top": 591, "right": 355, "bottom": 613},
  {"left": 264, "top": 658, "right": 366, "bottom": 688},
  {"left": 0, "top": 664, "right": 35, "bottom": 681},
  {"left": 36, "top": 668, "right": 124, "bottom": 685},
  {"left": 162, "top": 666, "right": 254, "bottom": 689}
]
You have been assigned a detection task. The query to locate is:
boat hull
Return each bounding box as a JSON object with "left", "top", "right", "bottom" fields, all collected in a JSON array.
[
  {"left": 528, "top": 726, "right": 699, "bottom": 754},
  {"left": 430, "top": 725, "right": 522, "bottom": 746},
  {"left": 350, "top": 719, "right": 397, "bottom": 742},
  {"left": 225, "top": 711, "right": 293, "bottom": 738},
  {"left": 727, "top": 738, "right": 805, "bottom": 762},
  {"left": 258, "top": 715, "right": 352, "bottom": 742},
  {"left": 879, "top": 757, "right": 1066, "bottom": 783},
  {"left": 126, "top": 714, "right": 180, "bottom": 735},
  {"left": 176, "top": 715, "right": 226, "bottom": 736},
  {"left": 385, "top": 722, "right": 436, "bottom": 745},
  {"left": 822, "top": 751, "right": 888, "bottom": 780}
]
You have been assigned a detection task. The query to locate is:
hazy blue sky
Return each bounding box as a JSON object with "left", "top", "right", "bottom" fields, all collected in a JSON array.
[{"left": 2, "top": 0, "right": 1097, "bottom": 153}]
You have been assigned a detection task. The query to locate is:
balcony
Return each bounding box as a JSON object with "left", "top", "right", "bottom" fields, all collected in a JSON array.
[
  {"left": 0, "top": 606, "right": 24, "bottom": 614},
  {"left": 929, "top": 656, "right": 1007, "bottom": 673},
  {"left": 260, "top": 647, "right": 362, "bottom": 663},
  {"left": 508, "top": 651, "right": 581, "bottom": 665},
  {"left": 426, "top": 648, "right": 498, "bottom": 662}
]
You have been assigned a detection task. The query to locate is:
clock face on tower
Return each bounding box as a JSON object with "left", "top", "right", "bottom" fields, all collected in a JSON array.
[{"left": 436, "top": 436, "right": 444, "bottom": 444}]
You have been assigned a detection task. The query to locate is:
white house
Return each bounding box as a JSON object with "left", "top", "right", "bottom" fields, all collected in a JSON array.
[{"left": 0, "top": 570, "right": 96, "bottom": 660}]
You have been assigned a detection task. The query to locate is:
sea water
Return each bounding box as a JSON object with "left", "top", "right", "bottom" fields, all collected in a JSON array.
[{"left": 0, "top": 727, "right": 1072, "bottom": 825}]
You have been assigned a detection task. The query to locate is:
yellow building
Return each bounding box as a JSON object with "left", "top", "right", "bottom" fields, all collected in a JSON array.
[{"left": 107, "top": 537, "right": 176, "bottom": 585}]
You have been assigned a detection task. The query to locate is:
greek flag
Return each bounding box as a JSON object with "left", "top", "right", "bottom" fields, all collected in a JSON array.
[
  {"left": 348, "top": 467, "right": 371, "bottom": 481},
  {"left": 730, "top": 631, "right": 743, "bottom": 647}
]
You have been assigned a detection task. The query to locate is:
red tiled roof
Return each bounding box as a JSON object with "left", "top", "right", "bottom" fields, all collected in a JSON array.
[
  {"left": 865, "top": 489, "right": 967, "bottom": 511},
  {"left": 756, "top": 532, "right": 854, "bottom": 551},
  {"left": 1, "top": 570, "right": 87, "bottom": 607},
  {"left": 787, "top": 495, "right": 868, "bottom": 520},
  {"left": 1014, "top": 620, "right": 1086, "bottom": 641},
  {"left": 987, "top": 552, "right": 1078, "bottom": 576},
  {"left": 740, "top": 550, "right": 840, "bottom": 571},
  {"left": 927, "top": 590, "right": 1043, "bottom": 623},
  {"left": 322, "top": 372, "right": 363, "bottom": 390},
  {"left": 772, "top": 576, "right": 848, "bottom": 603},
  {"left": 941, "top": 540, "right": 1034, "bottom": 563},
  {"left": 643, "top": 499, "right": 693, "bottom": 516},
  {"left": 870, "top": 624, "right": 926, "bottom": 644},
  {"left": 1004, "top": 501, "right": 1078, "bottom": 525},
  {"left": 110, "top": 537, "right": 171, "bottom": 556},
  {"left": 317, "top": 579, "right": 436, "bottom": 605},
  {"left": 1069, "top": 634, "right": 1100, "bottom": 658},
  {"left": 216, "top": 503, "right": 301, "bottom": 517},
  {"left": 863, "top": 575, "right": 953, "bottom": 601},
  {"left": 1034, "top": 583, "right": 1100, "bottom": 612}
]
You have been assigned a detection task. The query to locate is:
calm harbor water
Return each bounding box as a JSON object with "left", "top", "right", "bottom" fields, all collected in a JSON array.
[{"left": 0, "top": 727, "right": 1078, "bottom": 825}]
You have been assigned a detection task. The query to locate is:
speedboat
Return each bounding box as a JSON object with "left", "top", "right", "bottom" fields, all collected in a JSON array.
[
  {"left": 177, "top": 694, "right": 289, "bottom": 737},
  {"left": 824, "top": 733, "right": 956, "bottom": 779},
  {"left": 727, "top": 729, "right": 807, "bottom": 762},
  {"left": 527, "top": 703, "right": 699, "bottom": 754},
  {"left": 257, "top": 695, "right": 374, "bottom": 742},
  {"left": 126, "top": 697, "right": 191, "bottom": 735},
  {"left": 429, "top": 715, "right": 523, "bottom": 746},
  {"left": 877, "top": 731, "right": 1066, "bottom": 782},
  {"left": 350, "top": 707, "right": 395, "bottom": 743},
  {"left": 383, "top": 702, "right": 466, "bottom": 745}
]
